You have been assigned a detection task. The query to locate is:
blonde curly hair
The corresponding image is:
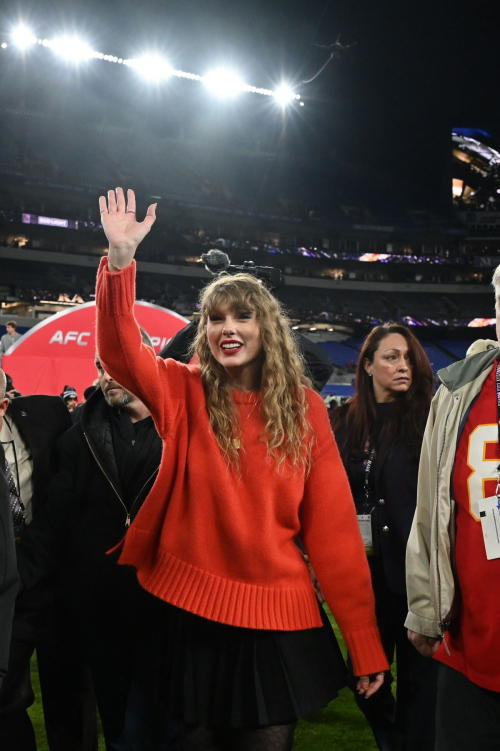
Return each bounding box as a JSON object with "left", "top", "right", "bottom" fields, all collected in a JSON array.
[{"left": 193, "top": 273, "right": 313, "bottom": 471}]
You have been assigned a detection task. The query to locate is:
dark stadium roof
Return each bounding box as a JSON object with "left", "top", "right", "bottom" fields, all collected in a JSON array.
[{"left": 2, "top": 0, "right": 500, "bottom": 217}]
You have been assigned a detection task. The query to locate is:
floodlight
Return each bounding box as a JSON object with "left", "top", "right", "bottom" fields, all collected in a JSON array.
[
  {"left": 11, "top": 25, "right": 37, "bottom": 50},
  {"left": 129, "top": 55, "right": 173, "bottom": 81},
  {"left": 273, "top": 85, "right": 297, "bottom": 105},
  {"left": 50, "top": 36, "right": 94, "bottom": 62},
  {"left": 1, "top": 32, "right": 304, "bottom": 102},
  {"left": 203, "top": 69, "right": 243, "bottom": 98}
]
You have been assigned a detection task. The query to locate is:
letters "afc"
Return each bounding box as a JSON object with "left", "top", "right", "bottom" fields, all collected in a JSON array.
[{"left": 49, "top": 331, "right": 90, "bottom": 346}]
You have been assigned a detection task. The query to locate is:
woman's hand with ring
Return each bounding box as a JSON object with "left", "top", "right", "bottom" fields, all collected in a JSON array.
[
  {"left": 99, "top": 188, "right": 157, "bottom": 271},
  {"left": 356, "top": 671, "right": 385, "bottom": 698}
]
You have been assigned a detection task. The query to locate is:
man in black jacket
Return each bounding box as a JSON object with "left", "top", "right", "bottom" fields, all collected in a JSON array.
[
  {"left": 16, "top": 334, "right": 165, "bottom": 751},
  {"left": 0, "top": 372, "right": 19, "bottom": 690},
  {"left": 0, "top": 376, "right": 97, "bottom": 751}
]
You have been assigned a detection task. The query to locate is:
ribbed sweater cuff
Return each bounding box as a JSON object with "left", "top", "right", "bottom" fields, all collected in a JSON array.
[
  {"left": 96, "top": 257, "right": 136, "bottom": 316},
  {"left": 344, "top": 628, "right": 391, "bottom": 677}
]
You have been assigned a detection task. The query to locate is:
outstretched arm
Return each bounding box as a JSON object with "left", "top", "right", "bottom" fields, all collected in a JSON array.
[
  {"left": 96, "top": 188, "right": 189, "bottom": 433},
  {"left": 299, "top": 395, "right": 389, "bottom": 682}
]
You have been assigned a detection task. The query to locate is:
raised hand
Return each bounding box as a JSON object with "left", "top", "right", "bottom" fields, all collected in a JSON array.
[{"left": 99, "top": 188, "right": 157, "bottom": 271}]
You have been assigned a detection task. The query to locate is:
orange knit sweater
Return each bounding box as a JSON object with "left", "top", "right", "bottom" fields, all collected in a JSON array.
[{"left": 96, "top": 258, "right": 389, "bottom": 677}]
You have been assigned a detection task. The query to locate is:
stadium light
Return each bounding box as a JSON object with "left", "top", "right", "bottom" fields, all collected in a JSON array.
[
  {"left": 49, "top": 36, "right": 94, "bottom": 62},
  {"left": 203, "top": 69, "right": 243, "bottom": 98},
  {"left": 0, "top": 30, "right": 303, "bottom": 103},
  {"left": 11, "top": 25, "right": 37, "bottom": 50},
  {"left": 273, "top": 85, "right": 297, "bottom": 105},
  {"left": 128, "top": 55, "right": 173, "bottom": 81}
]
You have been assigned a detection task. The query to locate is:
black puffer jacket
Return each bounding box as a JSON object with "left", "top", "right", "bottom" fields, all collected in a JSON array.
[{"left": 16, "top": 387, "right": 162, "bottom": 617}]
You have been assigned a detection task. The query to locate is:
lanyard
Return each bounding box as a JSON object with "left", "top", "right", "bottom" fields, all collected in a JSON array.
[{"left": 364, "top": 446, "right": 376, "bottom": 508}]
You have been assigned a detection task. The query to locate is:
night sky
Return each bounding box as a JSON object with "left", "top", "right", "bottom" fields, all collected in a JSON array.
[{"left": 2, "top": 1, "right": 500, "bottom": 214}]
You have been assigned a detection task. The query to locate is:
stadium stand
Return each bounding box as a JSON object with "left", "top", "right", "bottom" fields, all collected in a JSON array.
[
  {"left": 435, "top": 339, "right": 470, "bottom": 360},
  {"left": 314, "top": 341, "right": 360, "bottom": 371},
  {"left": 419, "top": 342, "right": 455, "bottom": 372}
]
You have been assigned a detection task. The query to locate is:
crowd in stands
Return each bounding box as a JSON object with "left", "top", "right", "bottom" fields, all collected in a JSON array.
[
  {"left": 1, "top": 203, "right": 499, "bottom": 289},
  {"left": 0, "top": 247, "right": 494, "bottom": 331}
]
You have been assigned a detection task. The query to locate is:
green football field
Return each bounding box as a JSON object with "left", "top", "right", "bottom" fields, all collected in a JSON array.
[{"left": 30, "top": 610, "right": 386, "bottom": 750}]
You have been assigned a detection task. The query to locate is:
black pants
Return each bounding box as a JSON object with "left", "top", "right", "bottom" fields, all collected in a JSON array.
[
  {"left": 0, "top": 584, "right": 98, "bottom": 751},
  {"left": 347, "top": 568, "right": 438, "bottom": 751},
  {"left": 436, "top": 664, "right": 500, "bottom": 751},
  {"left": 84, "top": 621, "right": 149, "bottom": 751},
  {"left": 81, "top": 573, "right": 178, "bottom": 751}
]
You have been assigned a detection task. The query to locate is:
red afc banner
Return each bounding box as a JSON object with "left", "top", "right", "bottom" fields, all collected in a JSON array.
[{"left": 2, "top": 301, "right": 189, "bottom": 400}]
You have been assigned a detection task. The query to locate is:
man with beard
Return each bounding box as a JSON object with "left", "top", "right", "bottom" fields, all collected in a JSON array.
[{"left": 15, "top": 329, "right": 165, "bottom": 751}]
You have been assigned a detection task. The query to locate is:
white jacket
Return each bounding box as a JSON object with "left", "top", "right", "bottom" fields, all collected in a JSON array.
[{"left": 405, "top": 339, "right": 500, "bottom": 638}]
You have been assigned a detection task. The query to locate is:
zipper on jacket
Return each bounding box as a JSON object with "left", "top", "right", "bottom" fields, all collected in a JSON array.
[
  {"left": 439, "top": 622, "right": 451, "bottom": 656},
  {"left": 126, "top": 468, "right": 159, "bottom": 527},
  {"left": 83, "top": 432, "right": 130, "bottom": 527},
  {"left": 84, "top": 431, "right": 158, "bottom": 528}
]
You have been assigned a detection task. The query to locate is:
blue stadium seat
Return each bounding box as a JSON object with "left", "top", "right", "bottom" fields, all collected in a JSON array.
[{"left": 435, "top": 339, "right": 469, "bottom": 361}]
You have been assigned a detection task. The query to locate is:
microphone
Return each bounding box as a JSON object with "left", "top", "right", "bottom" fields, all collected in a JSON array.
[
  {"left": 201, "top": 249, "right": 230, "bottom": 274},
  {"left": 201, "top": 248, "right": 285, "bottom": 290}
]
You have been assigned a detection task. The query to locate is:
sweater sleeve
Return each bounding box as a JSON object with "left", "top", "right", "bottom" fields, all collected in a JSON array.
[
  {"left": 95, "top": 257, "right": 188, "bottom": 435},
  {"left": 300, "top": 394, "right": 389, "bottom": 677}
]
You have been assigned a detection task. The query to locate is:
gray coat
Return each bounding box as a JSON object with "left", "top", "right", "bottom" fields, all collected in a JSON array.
[{"left": 0, "top": 332, "right": 21, "bottom": 363}]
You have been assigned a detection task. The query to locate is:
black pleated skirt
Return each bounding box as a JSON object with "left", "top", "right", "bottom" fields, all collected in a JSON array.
[{"left": 135, "top": 596, "right": 347, "bottom": 728}]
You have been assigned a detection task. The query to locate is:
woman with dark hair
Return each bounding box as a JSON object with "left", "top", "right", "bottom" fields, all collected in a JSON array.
[
  {"left": 331, "top": 322, "right": 438, "bottom": 751},
  {"left": 94, "top": 188, "right": 389, "bottom": 751}
]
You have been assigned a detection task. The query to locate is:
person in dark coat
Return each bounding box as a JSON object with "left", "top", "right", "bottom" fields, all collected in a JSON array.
[
  {"left": 0, "top": 382, "right": 97, "bottom": 751},
  {"left": 0, "top": 372, "right": 19, "bottom": 689},
  {"left": 330, "top": 323, "right": 438, "bottom": 751},
  {"left": 71, "top": 384, "right": 98, "bottom": 424},
  {"left": 15, "top": 331, "right": 174, "bottom": 751}
]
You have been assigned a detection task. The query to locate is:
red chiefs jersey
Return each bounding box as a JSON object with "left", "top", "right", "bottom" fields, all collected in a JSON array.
[{"left": 434, "top": 361, "right": 500, "bottom": 691}]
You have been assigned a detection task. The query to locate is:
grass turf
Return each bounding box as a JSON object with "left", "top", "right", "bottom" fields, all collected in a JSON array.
[{"left": 29, "top": 609, "right": 383, "bottom": 750}]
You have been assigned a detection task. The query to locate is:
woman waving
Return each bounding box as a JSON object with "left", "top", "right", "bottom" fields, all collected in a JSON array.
[{"left": 96, "top": 188, "right": 388, "bottom": 751}]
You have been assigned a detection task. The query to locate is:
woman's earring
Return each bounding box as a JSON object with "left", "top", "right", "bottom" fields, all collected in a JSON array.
[{"left": 368, "top": 372, "right": 373, "bottom": 377}]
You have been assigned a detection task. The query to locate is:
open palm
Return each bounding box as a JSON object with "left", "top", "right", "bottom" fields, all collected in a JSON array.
[{"left": 99, "top": 188, "right": 157, "bottom": 269}]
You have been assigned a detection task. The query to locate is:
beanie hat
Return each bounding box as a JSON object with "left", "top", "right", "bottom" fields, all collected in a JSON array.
[{"left": 61, "top": 385, "right": 78, "bottom": 401}]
